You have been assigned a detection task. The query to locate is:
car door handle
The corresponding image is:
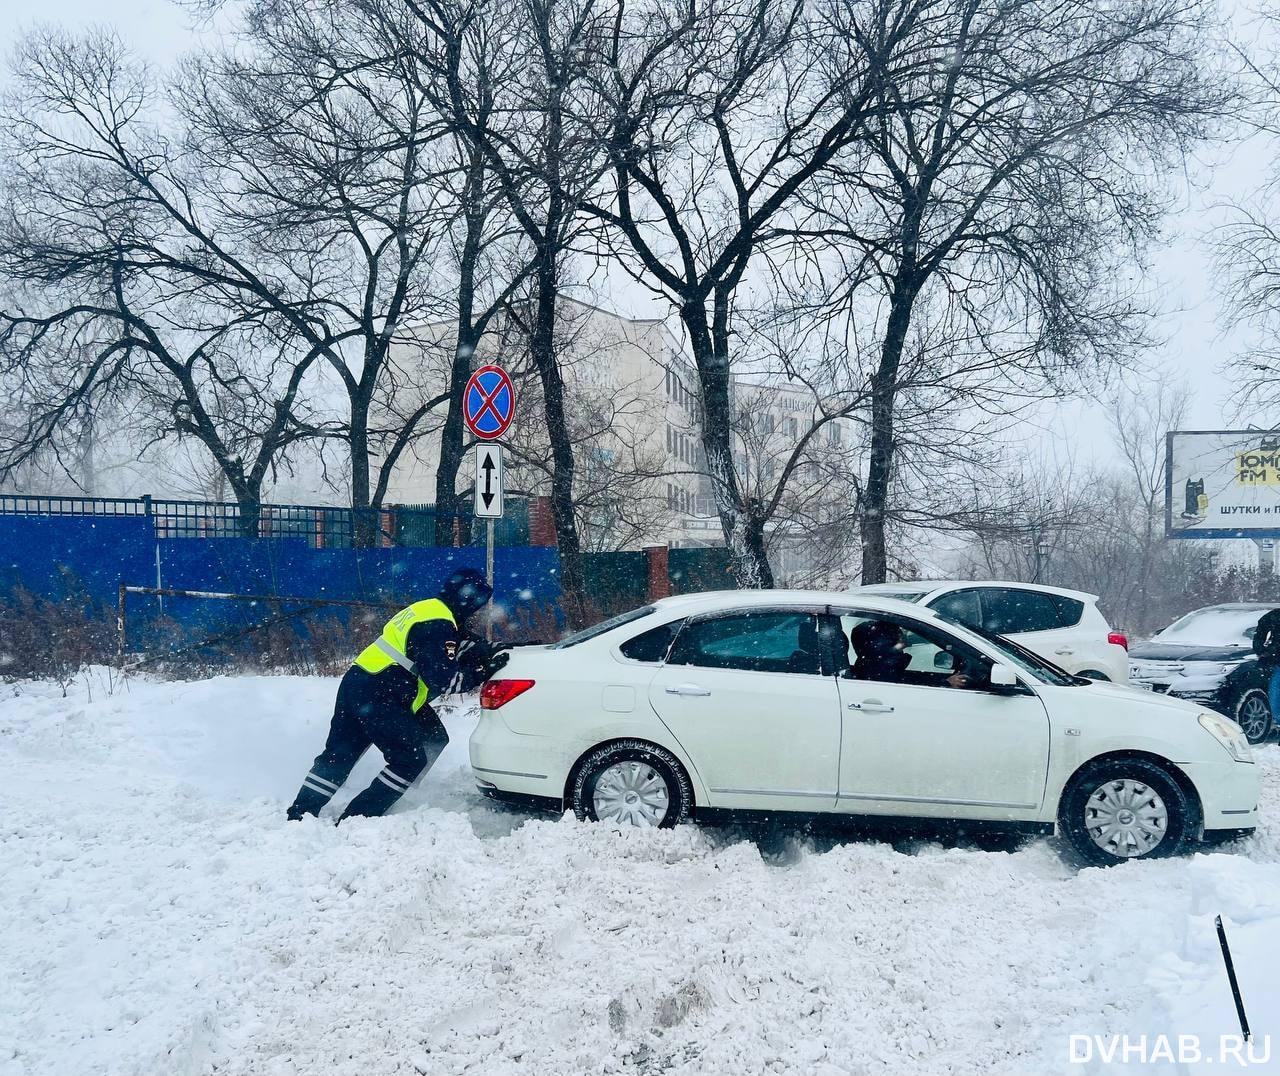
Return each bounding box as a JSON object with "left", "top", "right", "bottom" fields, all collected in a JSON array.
[
  {"left": 1055, "top": 647, "right": 1075, "bottom": 655},
  {"left": 665, "top": 684, "right": 712, "bottom": 697},
  {"left": 848, "top": 701, "right": 895, "bottom": 713}
]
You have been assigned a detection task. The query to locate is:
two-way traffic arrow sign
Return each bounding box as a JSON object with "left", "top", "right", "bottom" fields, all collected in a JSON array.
[{"left": 474, "top": 443, "right": 504, "bottom": 519}]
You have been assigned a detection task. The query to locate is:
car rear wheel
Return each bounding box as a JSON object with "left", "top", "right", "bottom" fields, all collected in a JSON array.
[
  {"left": 1058, "top": 758, "right": 1195, "bottom": 866},
  {"left": 571, "top": 741, "right": 692, "bottom": 829},
  {"left": 1233, "top": 689, "right": 1274, "bottom": 745}
]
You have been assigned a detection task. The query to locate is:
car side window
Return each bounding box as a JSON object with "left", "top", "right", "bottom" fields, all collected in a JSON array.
[
  {"left": 1049, "top": 596, "right": 1084, "bottom": 627},
  {"left": 618, "top": 619, "right": 686, "bottom": 663},
  {"left": 931, "top": 589, "right": 982, "bottom": 629},
  {"left": 837, "top": 612, "right": 994, "bottom": 690},
  {"left": 978, "top": 587, "right": 1062, "bottom": 635},
  {"left": 667, "top": 611, "right": 824, "bottom": 675}
]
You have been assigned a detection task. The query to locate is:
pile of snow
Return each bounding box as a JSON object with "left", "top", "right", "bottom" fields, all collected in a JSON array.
[{"left": 1, "top": 669, "right": 1277, "bottom": 1075}]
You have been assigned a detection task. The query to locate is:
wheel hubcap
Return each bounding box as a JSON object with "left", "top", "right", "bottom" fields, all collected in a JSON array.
[
  {"left": 592, "top": 761, "right": 670, "bottom": 827},
  {"left": 1084, "top": 779, "right": 1168, "bottom": 858},
  {"left": 1238, "top": 696, "right": 1270, "bottom": 740}
]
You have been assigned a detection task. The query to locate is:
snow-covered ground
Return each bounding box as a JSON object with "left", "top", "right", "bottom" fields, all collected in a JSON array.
[{"left": 2, "top": 670, "right": 1277, "bottom": 1076}]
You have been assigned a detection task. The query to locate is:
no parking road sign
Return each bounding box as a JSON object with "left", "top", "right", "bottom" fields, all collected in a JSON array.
[{"left": 463, "top": 364, "right": 515, "bottom": 441}]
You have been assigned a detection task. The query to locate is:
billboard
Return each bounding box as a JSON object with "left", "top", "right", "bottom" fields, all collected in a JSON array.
[{"left": 1166, "top": 429, "right": 1280, "bottom": 539}]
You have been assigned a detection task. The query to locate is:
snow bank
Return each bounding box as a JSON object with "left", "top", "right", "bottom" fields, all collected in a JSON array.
[{"left": 1, "top": 670, "right": 1277, "bottom": 1075}]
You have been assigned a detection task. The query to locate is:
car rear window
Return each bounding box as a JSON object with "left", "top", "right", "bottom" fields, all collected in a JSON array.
[
  {"left": 859, "top": 587, "right": 929, "bottom": 603},
  {"left": 552, "top": 605, "right": 656, "bottom": 648},
  {"left": 1156, "top": 607, "right": 1271, "bottom": 647}
]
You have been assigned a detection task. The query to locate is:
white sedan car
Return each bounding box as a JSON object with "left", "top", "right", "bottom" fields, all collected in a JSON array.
[{"left": 470, "top": 591, "right": 1260, "bottom": 865}]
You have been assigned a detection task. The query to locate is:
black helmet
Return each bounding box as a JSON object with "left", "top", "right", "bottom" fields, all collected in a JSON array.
[{"left": 439, "top": 567, "right": 493, "bottom": 618}]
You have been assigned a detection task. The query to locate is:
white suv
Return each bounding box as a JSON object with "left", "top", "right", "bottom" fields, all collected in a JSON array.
[{"left": 850, "top": 581, "right": 1129, "bottom": 682}]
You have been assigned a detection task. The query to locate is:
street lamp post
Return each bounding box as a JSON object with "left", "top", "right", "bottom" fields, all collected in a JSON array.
[{"left": 1032, "top": 534, "right": 1051, "bottom": 583}]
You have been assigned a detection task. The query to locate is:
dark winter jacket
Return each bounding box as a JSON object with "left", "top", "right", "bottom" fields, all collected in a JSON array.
[{"left": 1253, "top": 608, "right": 1280, "bottom": 667}]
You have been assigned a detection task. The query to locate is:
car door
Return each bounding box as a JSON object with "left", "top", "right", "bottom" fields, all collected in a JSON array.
[
  {"left": 647, "top": 607, "right": 841, "bottom": 813},
  {"left": 834, "top": 609, "right": 1051, "bottom": 822}
]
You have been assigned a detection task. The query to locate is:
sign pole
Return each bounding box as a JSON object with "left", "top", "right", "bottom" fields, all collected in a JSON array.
[
  {"left": 461, "top": 362, "right": 514, "bottom": 647},
  {"left": 485, "top": 517, "right": 495, "bottom": 643}
]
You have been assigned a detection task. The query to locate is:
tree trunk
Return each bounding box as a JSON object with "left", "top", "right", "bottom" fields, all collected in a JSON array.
[
  {"left": 530, "top": 260, "right": 588, "bottom": 628},
  {"left": 860, "top": 288, "right": 915, "bottom": 585},
  {"left": 434, "top": 328, "right": 480, "bottom": 547},
  {"left": 682, "top": 298, "right": 774, "bottom": 588},
  {"left": 349, "top": 405, "right": 377, "bottom": 548},
  {"left": 434, "top": 153, "right": 488, "bottom": 548},
  {"left": 236, "top": 489, "right": 263, "bottom": 540}
]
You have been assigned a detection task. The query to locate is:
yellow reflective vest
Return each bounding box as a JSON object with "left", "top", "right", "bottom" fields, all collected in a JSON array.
[{"left": 354, "top": 598, "right": 457, "bottom": 713}]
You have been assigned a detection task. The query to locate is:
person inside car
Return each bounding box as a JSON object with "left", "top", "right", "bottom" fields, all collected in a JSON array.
[{"left": 848, "top": 619, "right": 977, "bottom": 689}]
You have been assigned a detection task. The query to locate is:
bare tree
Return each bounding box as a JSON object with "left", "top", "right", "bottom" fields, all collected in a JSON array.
[
  {"left": 0, "top": 10, "right": 477, "bottom": 545},
  {"left": 0, "top": 38, "right": 325, "bottom": 535},
  {"left": 955, "top": 377, "right": 1210, "bottom": 635},
  {"left": 406, "top": 0, "right": 620, "bottom": 622},
  {"left": 175, "top": 0, "right": 464, "bottom": 539},
  {"left": 586, "top": 0, "right": 928, "bottom": 587},
  {"left": 800, "top": 0, "right": 1229, "bottom": 583}
]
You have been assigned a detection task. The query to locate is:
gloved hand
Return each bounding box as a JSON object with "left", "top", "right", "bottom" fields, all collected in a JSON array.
[
  {"left": 456, "top": 635, "right": 495, "bottom": 667},
  {"left": 484, "top": 651, "right": 509, "bottom": 677}
]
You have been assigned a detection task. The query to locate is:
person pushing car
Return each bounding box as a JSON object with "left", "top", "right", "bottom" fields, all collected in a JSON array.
[{"left": 287, "top": 567, "right": 506, "bottom": 821}]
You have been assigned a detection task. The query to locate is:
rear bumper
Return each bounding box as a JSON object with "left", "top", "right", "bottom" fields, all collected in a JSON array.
[
  {"left": 1178, "top": 759, "right": 1261, "bottom": 837},
  {"left": 468, "top": 710, "right": 569, "bottom": 799},
  {"left": 476, "top": 783, "right": 562, "bottom": 814}
]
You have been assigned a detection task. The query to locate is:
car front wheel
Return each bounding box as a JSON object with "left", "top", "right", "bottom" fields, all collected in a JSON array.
[
  {"left": 1058, "top": 758, "right": 1195, "bottom": 866},
  {"left": 570, "top": 740, "right": 692, "bottom": 828},
  {"left": 1233, "top": 689, "right": 1274, "bottom": 745}
]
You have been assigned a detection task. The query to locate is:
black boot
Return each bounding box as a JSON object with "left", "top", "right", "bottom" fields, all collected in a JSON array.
[{"left": 286, "top": 771, "right": 341, "bottom": 820}]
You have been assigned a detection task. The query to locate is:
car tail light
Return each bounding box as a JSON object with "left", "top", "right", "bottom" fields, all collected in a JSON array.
[
  {"left": 481, "top": 679, "right": 535, "bottom": 709},
  {"left": 1108, "top": 632, "right": 1129, "bottom": 651}
]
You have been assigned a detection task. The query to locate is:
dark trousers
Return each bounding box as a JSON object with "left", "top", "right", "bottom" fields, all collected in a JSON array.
[{"left": 287, "top": 665, "right": 450, "bottom": 821}]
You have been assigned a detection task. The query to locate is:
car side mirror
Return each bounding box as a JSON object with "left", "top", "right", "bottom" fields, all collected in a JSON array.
[
  {"left": 989, "top": 664, "right": 1019, "bottom": 690},
  {"left": 934, "top": 651, "right": 956, "bottom": 672}
]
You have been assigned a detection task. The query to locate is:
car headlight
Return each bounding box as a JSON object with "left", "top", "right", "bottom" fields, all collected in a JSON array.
[{"left": 1198, "top": 711, "right": 1253, "bottom": 763}]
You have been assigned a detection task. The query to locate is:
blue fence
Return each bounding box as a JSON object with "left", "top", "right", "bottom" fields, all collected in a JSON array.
[{"left": 0, "top": 514, "right": 563, "bottom": 646}]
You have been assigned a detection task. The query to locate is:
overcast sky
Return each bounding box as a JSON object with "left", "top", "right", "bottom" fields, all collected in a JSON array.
[{"left": 1, "top": 0, "right": 1272, "bottom": 462}]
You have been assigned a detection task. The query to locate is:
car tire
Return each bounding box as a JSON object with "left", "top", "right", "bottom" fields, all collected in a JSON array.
[
  {"left": 1233, "top": 689, "right": 1274, "bottom": 745},
  {"left": 1058, "top": 757, "right": 1196, "bottom": 867},
  {"left": 1078, "top": 669, "right": 1110, "bottom": 681},
  {"left": 570, "top": 740, "right": 692, "bottom": 829}
]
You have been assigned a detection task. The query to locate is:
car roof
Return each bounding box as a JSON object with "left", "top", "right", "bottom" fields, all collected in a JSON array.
[
  {"left": 650, "top": 589, "right": 942, "bottom": 618},
  {"left": 852, "top": 580, "right": 1099, "bottom": 602}
]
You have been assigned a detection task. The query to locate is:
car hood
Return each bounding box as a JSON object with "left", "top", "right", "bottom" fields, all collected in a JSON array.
[
  {"left": 1126, "top": 641, "right": 1253, "bottom": 662},
  {"left": 1041, "top": 677, "right": 1205, "bottom": 716}
]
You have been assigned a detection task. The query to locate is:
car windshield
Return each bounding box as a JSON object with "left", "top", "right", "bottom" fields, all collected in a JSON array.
[
  {"left": 1155, "top": 608, "right": 1266, "bottom": 647},
  {"left": 952, "top": 621, "right": 1080, "bottom": 686},
  {"left": 551, "top": 605, "right": 656, "bottom": 648}
]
